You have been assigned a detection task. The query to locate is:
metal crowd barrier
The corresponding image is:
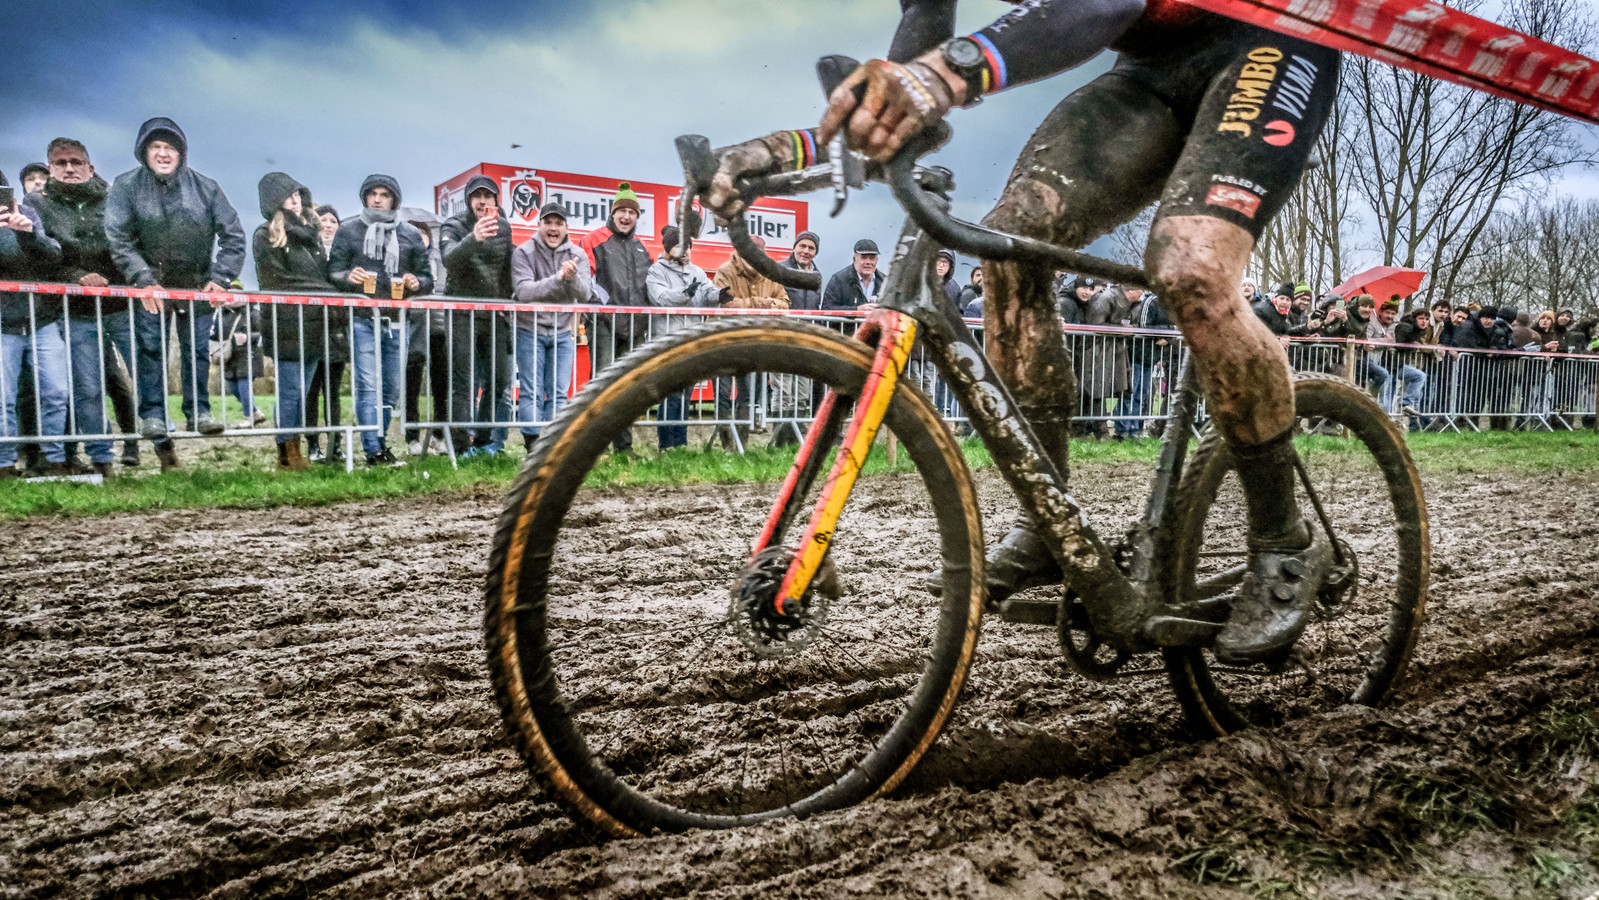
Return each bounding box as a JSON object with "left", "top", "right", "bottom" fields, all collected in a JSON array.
[{"left": 2, "top": 280, "right": 1596, "bottom": 477}]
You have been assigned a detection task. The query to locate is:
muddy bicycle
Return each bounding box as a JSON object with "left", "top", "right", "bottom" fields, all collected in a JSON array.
[{"left": 484, "top": 87, "right": 1429, "bottom": 839}]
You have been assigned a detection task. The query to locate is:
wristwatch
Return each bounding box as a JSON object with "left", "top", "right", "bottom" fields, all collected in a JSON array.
[{"left": 940, "top": 37, "right": 989, "bottom": 104}]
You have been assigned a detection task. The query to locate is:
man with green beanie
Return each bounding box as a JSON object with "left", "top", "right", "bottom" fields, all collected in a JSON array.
[{"left": 581, "top": 182, "right": 653, "bottom": 455}]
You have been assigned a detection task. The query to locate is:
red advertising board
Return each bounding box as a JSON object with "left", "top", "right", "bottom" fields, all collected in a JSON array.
[{"left": 434, "top": 164, "right": 809, "bottom": 272}]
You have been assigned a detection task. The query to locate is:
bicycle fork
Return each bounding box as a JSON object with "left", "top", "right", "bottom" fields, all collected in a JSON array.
[{"left": 751, "top": 309, "right": 918, "bottom": 615}]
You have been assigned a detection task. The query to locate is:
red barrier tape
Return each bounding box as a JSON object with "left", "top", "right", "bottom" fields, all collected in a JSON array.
[{"left": 1179, "top": 0, "right": 1599, "bottom": 124}]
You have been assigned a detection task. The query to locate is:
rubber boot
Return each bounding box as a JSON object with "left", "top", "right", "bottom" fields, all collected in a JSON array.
[
  {"left": 154, "top": 442, "right": 181, "bottom": 473},
  {"left": 1214, "top": 428, "right": 1333, "bottom": 665},
  {"left": 93, "top": 462, "right": 116, "bottom": 479},
  {"left": 524, "top": 433, "right": 537, "bottom": 454}
]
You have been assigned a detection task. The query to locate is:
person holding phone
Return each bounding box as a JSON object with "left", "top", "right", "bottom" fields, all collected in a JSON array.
[
  {"left": 439, "top": 175, "right": 514, "bottom": 459},
  {"left": 104, "top": 117, "right": 247, "bottom": 470},
  {"left": 0, "top": 172, "right": 67, "bottom": 478}
]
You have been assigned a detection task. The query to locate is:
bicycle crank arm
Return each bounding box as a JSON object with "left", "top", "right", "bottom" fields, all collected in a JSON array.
[{"left": 775, "top": 310, "right": 918, "bottom": 613}]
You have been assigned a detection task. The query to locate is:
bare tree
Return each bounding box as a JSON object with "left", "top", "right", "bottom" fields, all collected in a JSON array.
[
  {"left": 1458, "top": 198, "right": 1599, "bottom": 316},
  {"left": 1342, "top": 0, "right": 1597, "bottom": 307}
]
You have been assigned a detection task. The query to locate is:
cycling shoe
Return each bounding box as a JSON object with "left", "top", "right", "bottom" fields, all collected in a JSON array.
[{"left": 1214, "top": 515, "right": 1333, "bottom": 665}]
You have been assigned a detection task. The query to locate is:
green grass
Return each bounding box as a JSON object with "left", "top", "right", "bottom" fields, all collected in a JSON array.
[{"left": 4, "top": 428, "right": 1599, "bottom": 520}]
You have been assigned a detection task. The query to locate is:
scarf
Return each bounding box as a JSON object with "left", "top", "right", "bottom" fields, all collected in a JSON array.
[{"left": 359, "top": 207, "right": 401, "bottom": 276}]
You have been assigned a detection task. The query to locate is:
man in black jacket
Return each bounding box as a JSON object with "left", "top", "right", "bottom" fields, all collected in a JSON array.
[
  {"left": 439, "top": 175, "right": 514, "bottom": 458},
  {"left": 821, "top": 239, "right": 885, "bottom": 310},
  {"left": 105, "top": 117, "right": 246, "bottom": 457},
  {"left": 779, "top": 231, "right": 823, "bottom": 311},
  {"left": 27, "top": 138, "right": 141, "bottom": 473}
]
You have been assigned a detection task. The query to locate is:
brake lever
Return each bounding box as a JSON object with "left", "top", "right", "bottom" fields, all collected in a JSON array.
[{"left": 817, "top": 55, "right": 867, "bottom": 217}]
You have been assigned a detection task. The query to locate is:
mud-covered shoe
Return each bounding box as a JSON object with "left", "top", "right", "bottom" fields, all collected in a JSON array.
[
  {"left": 925, "top": 518, "right": 1062, "bottom": 606},
  {"left": 193, "top": 412, "right": 225, "bottom": 436},
  {"left": 1214, "top": 516, "right": 1333, "bottom": 665},
  {"left": 140, "top": 417, "right": 169, "bottom": 440},
  {"left": 120, "top": 440, "right": 140, "bottom": 468}
]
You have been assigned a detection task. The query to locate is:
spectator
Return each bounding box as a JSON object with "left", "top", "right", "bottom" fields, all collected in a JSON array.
[
  {"left": 1251, "top": 282, "right": 1295, "bottom": 337},
  {"left": 1427, "top": 299, "right": 1453, "bottom": 344},
  {"left": 1070, "top": 281, "right": 1131, "bottom": 437},
  {"left": 213, "top": 293, "right": 263, "bottom": 427},
  {"left": 328, "top": 173, "right": 432, "bottom": 467},
  {"left": 439, "top": 174, "right": 514, "bottom": 459},
  {"left": 780, "top": 231, "right": 822, "bottom": 311},
  {"left": 935, "top": 250, "right": 960, "bottom": 304},
  {"left": 1533, "top": 310, "right": 1562, "bottom": 352},
  {"left": 253, "top": 172, "right": 337, "bottom": 470},
  {"left": 1118, "top": 287, "right": 1173, "bottom": 438},
  {"left": 822, "top": 240, "right": 884, "bottom": 310},
  {"left": 713, "top": 236, "right": 789, "bottom": 309},
  {"left": 1368, "top": 298, "right": 1432, "bottom": 418},
  {"left": 104, "top": 116, "right": 246, "bottom": 470},
  {"left": 1057, "top": 275, "right": 1098, "bottom": 326},
  {"left": 27, "top": 137, "right": 141, "bottom": 473},
  {"left": 0, "top": 171, "right": 66, "bottom": 478},
  {"left": 511, "top": 202, "right": 590, "bottom": 453},
  {"left": 1510, "top": 310, "right": 1540, "bottom": 351},
  {"left": 401, "top": 217, "right": 449, "bottom": 456},
  {"left": 1241, "top": 280, "right": 1262, "bottom": 305},
  {"left": 302, "top": 203, "right": 347, "bottom": 463},
  {"left": 959, "top": 267, "right": 984, "bottom": 318},
  {"left": 1289, "top": 283, "right": 1314, "bottom": 326},
  {"left": 19, "top": 163, "right": 48, "bottom": 196},
  {"left": 581, "top": 182, "right": 653, "bottom": 455},
  {"left": 643, "top": 224, "right": 717, "bottom": 450}
]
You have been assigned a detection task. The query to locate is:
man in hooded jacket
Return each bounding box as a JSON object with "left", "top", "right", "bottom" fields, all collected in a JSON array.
[
  {"left": 28, "top": 137, "right": 141, "bottom": 473},
  {"left": 440, "top": 174, "right": 514, "bottom": 457},
  {"left": 104, "top": 117, "right": 246, "bottom": 463},
  {"left": 512, "top": 202, "right": 592, "bottom": 452}
]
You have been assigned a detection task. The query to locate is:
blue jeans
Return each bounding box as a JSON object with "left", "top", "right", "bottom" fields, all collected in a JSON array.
[
  {"left": 1117, "top": 362, "right": 1154, "bottom": 437},
  {"left": 1365, "top": 358, "right": 1426, "bottom": 413},
  {"left": 1, "top": 323, "right": 69, "bottom": 466},
  {"left": 65, "top": 313, "right": 130, "bottom": 464},
  {"left": 352, "top": 314, "right": 405, "bottom": 456},
  {"left": 227, "top": 377, "right": 254, "bottom": 417},
  {"left": 658, "top": 391, "right": 689, "bottom": 449},
  {"left": 275, "top": 354, "right": 322, "bottom": 445},
  {"left": 515, "top": 329, "right": 575, "bottom": 437},
  {"left": 135, "top": 302, "right": 215, "bottom": 427}
]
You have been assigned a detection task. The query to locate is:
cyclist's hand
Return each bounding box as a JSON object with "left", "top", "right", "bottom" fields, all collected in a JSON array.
[
  {"left": 705, "top": 135, "right": 788, "bottom": 223},
  {"left": 818, "top": 60, "right": 953, "bottom": 164}
]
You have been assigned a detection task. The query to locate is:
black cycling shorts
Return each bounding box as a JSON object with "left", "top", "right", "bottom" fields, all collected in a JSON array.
[{"left": 991, "top": 19, "right": 1341, "bottom": 243}]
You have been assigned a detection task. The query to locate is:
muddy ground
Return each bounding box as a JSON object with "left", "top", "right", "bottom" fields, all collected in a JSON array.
[{"left": 2, "top": 461, "right": 1597, "bottom": 899}]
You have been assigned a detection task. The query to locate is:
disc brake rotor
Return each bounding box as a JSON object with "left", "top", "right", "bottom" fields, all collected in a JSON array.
[{"left": 730, "top": 546, "right": 832, "bottom": 661}]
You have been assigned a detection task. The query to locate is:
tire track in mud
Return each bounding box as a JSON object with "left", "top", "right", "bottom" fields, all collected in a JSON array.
[{"left": 2, "top": 464, "right": 1596, "bottom": 898}]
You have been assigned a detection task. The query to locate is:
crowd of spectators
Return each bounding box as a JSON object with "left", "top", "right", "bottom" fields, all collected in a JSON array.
[{"left": 4, "top": 117, "right": 1597, "bottom": 480}]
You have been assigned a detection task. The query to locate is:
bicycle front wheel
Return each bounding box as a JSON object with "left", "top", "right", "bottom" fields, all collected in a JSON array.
[
  {"left": 1164, "top": 373, "right": 1430, "bottom": 735},
  {"left": 484, "top": 317, "right": 985, "bottom": 836}
]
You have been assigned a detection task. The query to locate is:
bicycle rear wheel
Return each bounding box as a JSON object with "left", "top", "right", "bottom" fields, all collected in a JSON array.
[
  {"left": 1164, "top": 373, "right": 1429, "bottom": 735},
  {"left": 484, "top": 317, "right": 985, "bottom": 836}
]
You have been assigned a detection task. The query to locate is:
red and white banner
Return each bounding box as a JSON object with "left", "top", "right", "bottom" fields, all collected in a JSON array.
[
  {"left": 436, "top": 164, "right": 809, "bottom": 272},
  {"left": 1180, "top": 0, "right": 1599, "bottom": 124}
]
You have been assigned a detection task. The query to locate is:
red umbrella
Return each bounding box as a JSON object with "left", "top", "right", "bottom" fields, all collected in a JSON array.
[{"left": 1330, "top": 266, "right": 1428, "bottom": 302}]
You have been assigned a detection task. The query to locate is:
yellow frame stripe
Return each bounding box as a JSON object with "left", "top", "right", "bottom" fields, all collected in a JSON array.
[{"left": 781, "top": 313, "right": 918, "bottom": 605}]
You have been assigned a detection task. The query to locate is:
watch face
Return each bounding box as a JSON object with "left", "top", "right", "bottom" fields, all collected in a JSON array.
[{"left": 947, "top": 37, "right": 985, "bottom": 70}]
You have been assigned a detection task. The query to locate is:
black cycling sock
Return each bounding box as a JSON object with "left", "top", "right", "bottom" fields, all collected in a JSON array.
[{"left": 1230, "top": 427, "right": 1307, "bottom": 550}]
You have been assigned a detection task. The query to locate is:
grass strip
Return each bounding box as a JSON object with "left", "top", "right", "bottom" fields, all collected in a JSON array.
[{"left": 2, "top": 429, "right": 1598, "bottom": 519}]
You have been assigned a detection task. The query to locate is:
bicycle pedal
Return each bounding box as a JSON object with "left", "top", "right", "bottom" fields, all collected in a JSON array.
[
  {"left": 996, "top": 599, "right": 1058, "bottom": 627},
  {"left": 1143, "top": 615, "right": 1225, "bottom": 647}
]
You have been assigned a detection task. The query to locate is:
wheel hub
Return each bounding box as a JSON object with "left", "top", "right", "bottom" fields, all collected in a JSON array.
[{"left": 730, "top": 546, "right": 830, "bottom": 660}]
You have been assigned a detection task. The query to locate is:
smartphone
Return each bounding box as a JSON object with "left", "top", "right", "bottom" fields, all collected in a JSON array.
[
  {"left": 0, "top": 186, "right": 14, "bottom": 215},
  {"left": 1334, "top": 298, "right": 1347, "bottom": 311}
]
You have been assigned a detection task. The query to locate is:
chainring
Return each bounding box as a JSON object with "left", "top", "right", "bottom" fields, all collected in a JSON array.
[
  {"left": 729, "top": 546, "right": 831, "bottom": 661},
  {"left": 1058, "top": 590, "right": 1132, "bottom": 679}
]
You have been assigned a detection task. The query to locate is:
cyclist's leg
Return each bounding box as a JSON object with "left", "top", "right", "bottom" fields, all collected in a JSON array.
[
  {"left": 950, "top": 70, "right": 1185, "bottom": 601},
  {"left": 1146, "top": 35, "right": 1341, "bottom": 663}
]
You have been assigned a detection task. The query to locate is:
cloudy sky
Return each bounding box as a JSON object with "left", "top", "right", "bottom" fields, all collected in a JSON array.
[{"left": 4, "top": 0, "right": 1596, "bottom": 288}]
